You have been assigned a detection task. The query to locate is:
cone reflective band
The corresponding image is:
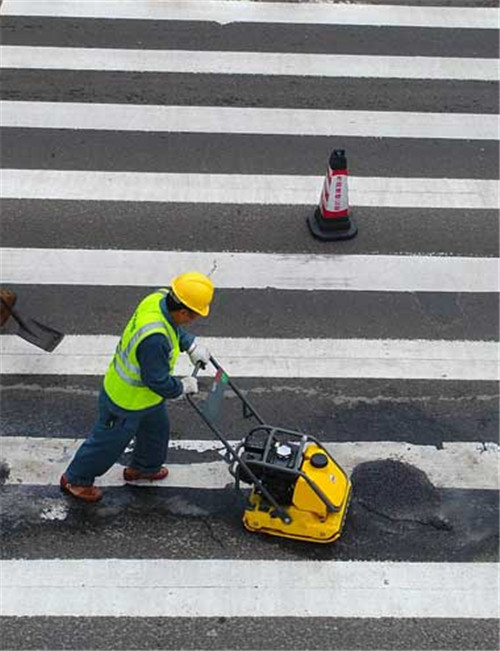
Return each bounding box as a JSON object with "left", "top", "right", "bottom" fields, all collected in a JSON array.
[
  {"left": 307, "top": 149, "right": 358, "bottom": 241},
  {"left": 321, "top": 166, "right": 348, "bottom": 218}
]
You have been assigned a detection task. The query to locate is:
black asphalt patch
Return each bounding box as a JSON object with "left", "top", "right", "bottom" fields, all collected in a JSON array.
[
  {"left": 352, "top": 459, "right": 445, "bottom": 525},
  {"left": 118, "top": 445, "right": 223, "bottom": 467}
]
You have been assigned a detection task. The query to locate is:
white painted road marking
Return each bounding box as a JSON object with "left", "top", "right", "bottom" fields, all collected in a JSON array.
[
  {"left": 2, "top": 437, "right": 498, "bottom": 490},
  {"left": 1, "top": 559, "right": 497, "bottom": 618},
  {"left": 2, "top": 47, "right": 497, "bottom": 81},
  {"left": 2, "top": 0, "right": 497, "bottom": 29},
  {"left": 2, "top": 170, "right": 498, "bottom": 209},
  {"left": 3, "top": 102, "right": 497, "bottom": 141},
  {"left": 0, "top": 335, "right": 498, "bottom": 381},
  {"left": 2, "top": 248, "right": 498, "bottom": 293}
]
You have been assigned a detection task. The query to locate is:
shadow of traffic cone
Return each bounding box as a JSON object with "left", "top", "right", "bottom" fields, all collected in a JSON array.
[{"left": 307, "top": 149, "right": 358, "bottom": 241}]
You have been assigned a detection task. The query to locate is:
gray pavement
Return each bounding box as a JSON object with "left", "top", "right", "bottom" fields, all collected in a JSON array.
[
  {"left": 2, "top": 15, "right": 498, "bottom": 56},
  {"left": 3, "top": 70, "right": 498, "bottom": 113},
  {"left": 2, "top": 617, "right": 498, "bottom": 651},
  {"left": 2, "top": 374, "right": 498, "bottom": 444},
  {"left": 3, "top": 129, "right": 498, "bottom": 179},
  {"left": 2, "top": 201, "right": 499, "bottom": 257}
]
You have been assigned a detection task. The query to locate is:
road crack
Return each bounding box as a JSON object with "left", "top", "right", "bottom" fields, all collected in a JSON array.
[
  {"left": 199, "top": 516, "right": 226, "bottom": 548},
  {"left": 358, "top": 499, "right": 453, "bottom": 532}
]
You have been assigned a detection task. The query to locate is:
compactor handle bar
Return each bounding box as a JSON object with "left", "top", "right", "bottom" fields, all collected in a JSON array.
[
  {"left": 190, "top": 356, "right": 265, "bottom": 424},
  {"left": 186, "top": 357, "right": 292, "bottom": 525}
]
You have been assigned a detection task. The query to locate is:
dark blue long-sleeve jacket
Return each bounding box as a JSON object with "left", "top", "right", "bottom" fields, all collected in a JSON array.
[{"left": 135, "top": 295, "right": 195, "bottom": 401}]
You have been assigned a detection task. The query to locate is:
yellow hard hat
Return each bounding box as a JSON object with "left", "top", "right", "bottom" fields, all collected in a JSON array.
[{"left": 171, "top": 272, "right": 214, "bottom": 317}]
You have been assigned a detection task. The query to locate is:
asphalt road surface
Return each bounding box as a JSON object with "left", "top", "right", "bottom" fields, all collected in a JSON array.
[{"left": 0, "top": 0, "right": 498, "bottom": 649}]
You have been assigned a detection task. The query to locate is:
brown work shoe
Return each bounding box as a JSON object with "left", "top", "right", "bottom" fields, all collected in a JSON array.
[
  {"left": 123, "top": 466, "right": 169, "bottom": 482},
  {"left": 60, "top": 474, "right": 103, "bottom": 503}
]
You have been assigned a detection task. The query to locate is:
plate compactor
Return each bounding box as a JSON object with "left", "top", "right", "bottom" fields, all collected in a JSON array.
[{"left": 187, "top": 358, "right": 351, "bottom": 544}]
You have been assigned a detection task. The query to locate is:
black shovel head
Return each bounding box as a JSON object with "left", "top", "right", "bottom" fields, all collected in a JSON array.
[
  {"left": 1, "top": 296, "right": 65, "bottom": 352},
  {"left": 15, "top": 317, "right": 65, "bottom": 352}
]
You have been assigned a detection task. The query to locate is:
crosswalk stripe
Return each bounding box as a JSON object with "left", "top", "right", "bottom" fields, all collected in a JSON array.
[
  {"left": 3, "top": 102, "right": 497, "bottom": 141},
  {"left": 1, "top": 335, "right": 497, "bottom": 381},
  {"left": 3, "top": 437, "right": 497, "bottom": 491},
  {"left": 2, "top": 46, "right": 497, "bottom": 81},
  {"left": 2, "top": 170, "right": 498, "bottom": 209},
  {"left": 2, "top": 558, "right": 496, "bottom": 618},
  {"left": 2, "top": 248, "right": 497, "bottom": 293},
  {"left": 2, "top": 0, "right": 497, "bottom": 29}
]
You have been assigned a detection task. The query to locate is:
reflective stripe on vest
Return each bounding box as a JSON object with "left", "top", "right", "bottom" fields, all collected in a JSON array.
[
  {"left": 116, "top": 321, "right": 167, "bottom": 379},
  {"left": 103, "top": 290, "right": 180, "bottom": 410},
  {"left": 112, "top": 357, "right": 143, "bottom": 387}
]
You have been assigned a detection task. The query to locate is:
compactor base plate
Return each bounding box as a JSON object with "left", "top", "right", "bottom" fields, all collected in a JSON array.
[{"left": 242, "top": 484, "right": 351, "bottom": 544}]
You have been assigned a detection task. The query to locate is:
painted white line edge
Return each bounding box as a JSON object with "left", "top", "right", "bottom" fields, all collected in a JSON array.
[
  {"left": 1, "top": 47, "right": 498, "bottom": 81},
  {"left": 2, "top": 437, "right": 498, "bottom": 490},
  {"left": 1, "top": 335, "right": 498, "bottom": 381},
  {"left": 2, "top": 170, "right": 498, "bottom": 209},
  {"left": 2, "top": 248, "right": 498, "bottom": 293},
  {"left": 1, "top": 1, "right": 497, "bottom": 29},
  {"left": 1, "top": 559, "right": 497, "bottom": 618},
  {"left": 3, "top": 102, "right": 498, "bottom": 141}
]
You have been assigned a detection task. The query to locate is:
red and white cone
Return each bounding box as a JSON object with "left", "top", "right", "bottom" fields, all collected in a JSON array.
[{"left": 307, "top": 149, "right": 357, "bottom": 241}]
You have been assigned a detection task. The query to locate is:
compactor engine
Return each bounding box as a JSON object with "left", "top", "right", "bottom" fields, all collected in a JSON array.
[{"left": 232, "top": 426, "right": 351, "bottom": 544}]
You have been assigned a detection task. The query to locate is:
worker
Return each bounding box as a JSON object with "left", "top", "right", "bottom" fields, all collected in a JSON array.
[{"left": 60, "top": 272, "right": 214, "bottom": 503}]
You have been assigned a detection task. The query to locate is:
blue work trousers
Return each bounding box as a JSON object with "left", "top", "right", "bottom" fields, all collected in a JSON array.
[{"left": 65, "top": 389, "right": 170, "bottom": 486}]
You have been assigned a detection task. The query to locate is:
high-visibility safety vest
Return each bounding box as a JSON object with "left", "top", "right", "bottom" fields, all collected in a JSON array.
[{"left": 104, "top": 289, "right": 180, "bottom": 411}]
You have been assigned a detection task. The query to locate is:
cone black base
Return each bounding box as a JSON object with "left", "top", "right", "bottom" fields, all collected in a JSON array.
[{"left": 307, "top": 209, "right": 358, "bottom": 241}]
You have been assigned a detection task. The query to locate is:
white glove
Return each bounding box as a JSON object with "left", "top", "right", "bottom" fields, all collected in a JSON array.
[
  {"left": 180, "top": 376, "right": 198, "bottom": 396},
  {"left": 188, "top": 341, "right": 210, "bottom": 368}
]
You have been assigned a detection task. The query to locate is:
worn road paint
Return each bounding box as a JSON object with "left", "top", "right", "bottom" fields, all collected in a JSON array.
[
  {"left": 2, "top": 248, "right": 498, "bottom": 293},
  {"left": 1, "top": 437, "right": 497, "bottom": 490},
  {"left": 2, "top": 47, "right": 498, "bottom": 81},
  {"left": 1, "top": 335, "right": 498, "bottom": 381},
  {"left": 1, "top": 559, "right": 497, "bottom": 617},
  {"left": 4, "top": 102, "right": 497, "bottom": 141},
  {"left": 1, "top": 1, "right": 497, "bottom": 29},
  {"left": 2, "top": 170, "right": 497, "bottom": 209}
]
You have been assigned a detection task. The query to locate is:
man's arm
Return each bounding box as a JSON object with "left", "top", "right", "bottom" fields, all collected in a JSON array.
[
  {"left": 178, "top": 327, "right": 195, "bottom": 353},
  {"left": 136, "top": 334, "right": 183, "bottom": 399}
]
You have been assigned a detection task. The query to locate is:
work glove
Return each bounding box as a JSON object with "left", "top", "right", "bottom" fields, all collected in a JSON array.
[
  {"left": 188, "top": 341, "right": 210, "bottom": 368},
  {"left": 180, "top": 376, "right": 198, "bottom": 396}
]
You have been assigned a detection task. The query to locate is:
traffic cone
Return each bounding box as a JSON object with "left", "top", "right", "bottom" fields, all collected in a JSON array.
[{"left": 307, "top": 149, "right": 358, "bottom": 241}]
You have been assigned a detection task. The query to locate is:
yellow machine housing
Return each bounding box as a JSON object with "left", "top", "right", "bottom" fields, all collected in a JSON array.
[
  {"left": 242, "top": 443, "right": 351, "bottom": 544},
  {"left": 188, "top": 358, "right": 352, "bottom": 546}
]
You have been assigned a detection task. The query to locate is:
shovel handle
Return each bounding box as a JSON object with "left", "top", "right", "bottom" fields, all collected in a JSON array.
[{"left": 0, "top": 295, "right": 28, "bottom": 330}]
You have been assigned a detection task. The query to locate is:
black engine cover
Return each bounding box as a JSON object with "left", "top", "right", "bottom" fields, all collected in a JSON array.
[{"left": 236, "top": 427, "right": 302, "bottom": 505}]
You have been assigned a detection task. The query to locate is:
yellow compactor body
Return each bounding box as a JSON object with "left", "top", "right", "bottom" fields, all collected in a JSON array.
[
  {"left": 188, "top": 359, "right": 351, "bottom": 546},
  {"left": 242, "top": 442, "right": 351, "bottom": 543}
]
